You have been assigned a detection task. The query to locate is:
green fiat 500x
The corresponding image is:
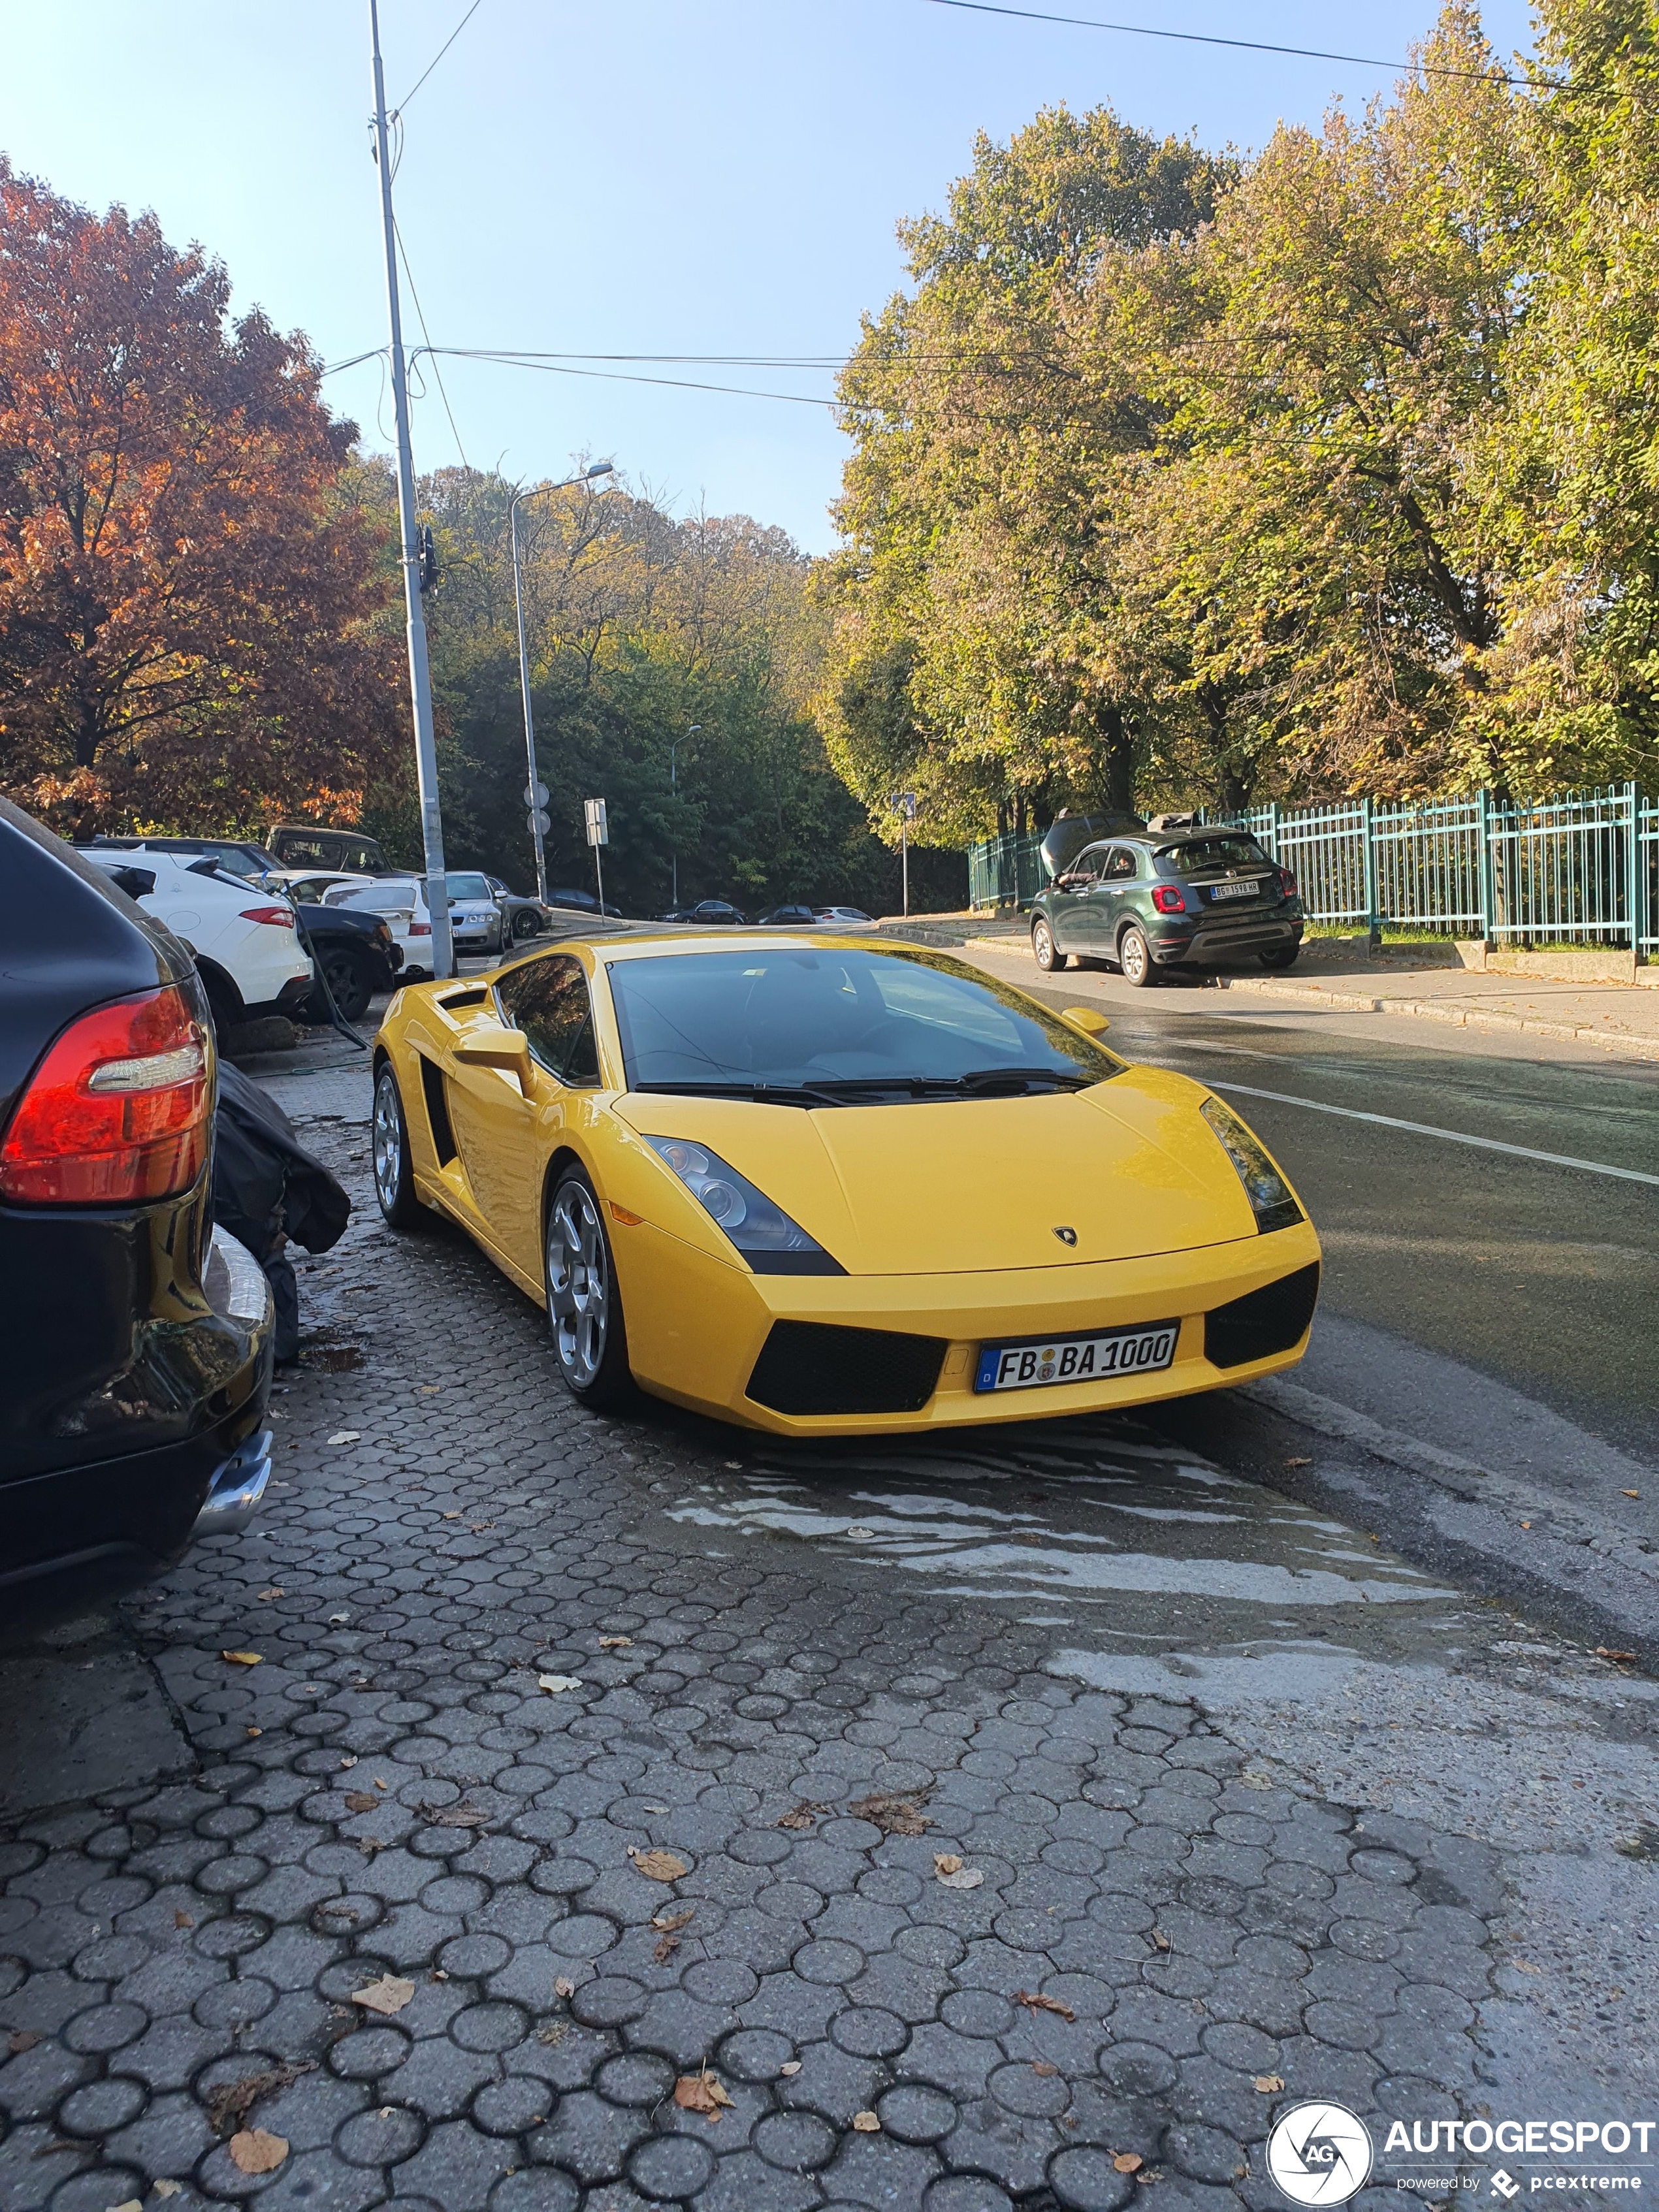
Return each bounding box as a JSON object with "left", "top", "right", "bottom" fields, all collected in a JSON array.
[{"left": 1029, "top": 827, "right": 1304, "bottom": 986}]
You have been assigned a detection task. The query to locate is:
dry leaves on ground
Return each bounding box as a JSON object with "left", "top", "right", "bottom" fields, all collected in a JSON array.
[
  {"left": 1013, "top": 1990, "right": 1076, "bottom": 2023},
  {"left": 1114, "top": 2152, "right": 1144, "bottom": 2174},
  {"left": 1151, "top": 1930, "right": 1171, "bottom": 1950},
  {"left": 932, "top": 1853, "right": 984, "bottom": 1889},
  {"left": 776, "top": 1803, "right": 821, "bottom": 1831},
  {"left": 598, "top": 1635, "right": 632, "bottom": 1648},
  {"left": 343, "top": 1792, "right": 379, "bottom": 1814},
  {"left": 628, "top": 1848, "right": 687, "bottom": 1882},
  {"left": 153, "top": 2185, "right": 184, "bottom": 2199},
  {"left": 7, "top": 2030, "right": 39, "bottom": 2055},
  {"left": 849, "top": 1791, "right": 933, "bottom": 1836},
  {"left": 778, "top": 2060, "right": 801, "bottom": 2076},
  {"left": 350, "top": 1975, "right": 415, "bottom": 2017},
  {"left": 1597, "top": 1648, "right": 1636, "bottom": 1663},
  {"left": 107, "top": 2199, "right": 142, "bottom": 2211},
  {"left": 536, "top": 1674, "right": 583, "bottom": 1695},
  {"left": 327, "top": 1432, "right": 361, "bottom": 1445},
  {"left": 1033, "top": 2061, "right": 1060, "bottom": 2077},
  {"left": 1282, "top": 1456, "right": 1312, "bottom": 1468},
  {"left": 173, "top": 1912, "right": 193, "bottom": 1930},
  {"left": 553, "top": 1976, "right": 575, "bottom": 1998},
  {"left": 228, "top": 2130, "right": 289, "bottom": 2175},
  {"left": 255, "top": 1588, "right": 283, "bottom": 1601},
  {"left": 852, "top": 2110, "right": 882, "bottom": 2132},
  {"left": 845, "top": 1526, "right": 875, "bottom": 1541},
  {"left": 653, "top": 1934, "right": 681, "bottom": 1963},
  {"left": 418, "top": 1801, "right": 492, "bottom": 1829},
  {"left": 205, "top": 2060, "right": 315, "bottom": 2135},
  {"left": 651, "top": 1910, "right": 694, "bottom": 1934},
  {"left": 673, "top": 2068, "right": 733, "bottom": 2121},
  {"left": 1255, "top": 2075, "right": 1285, "bottom": 2093},
  {"left": 219, "top": 1650, "right": 261, "bottom": 1667}
]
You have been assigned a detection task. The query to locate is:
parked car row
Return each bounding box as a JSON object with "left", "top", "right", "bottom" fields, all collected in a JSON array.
[{"left": 660, "top": 901, "right": 878, "bottom": 928}]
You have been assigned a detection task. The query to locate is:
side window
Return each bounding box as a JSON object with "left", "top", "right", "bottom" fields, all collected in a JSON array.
[
  {"left": 1103, "top": 847, "right": 1137, "bottom": 881},
  {"left": 1069, "top": 847, "right": 1107, "bottom": 884},
  {"left": 495, "top": 955, "right": 600, "bottom": 1085}
]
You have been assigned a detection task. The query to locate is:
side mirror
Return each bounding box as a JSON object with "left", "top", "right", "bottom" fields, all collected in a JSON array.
[
  {"left": 1061, "top": 1006, "right": 1110, "bottom": 1037},
  {"left": 452, "top": 1023, "right": 534, "bottom": 1094}
]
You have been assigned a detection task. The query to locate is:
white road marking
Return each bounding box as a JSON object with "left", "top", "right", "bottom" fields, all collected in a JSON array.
[{"left": 1203, "top": 1078, "right": 1659, "bottom": 1187}]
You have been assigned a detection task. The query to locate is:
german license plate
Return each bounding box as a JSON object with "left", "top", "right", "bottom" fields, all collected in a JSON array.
[
  {"left": 974, "top": 1321, "right": 1179, "bottom": 1394},
  {"left": 1210, "top": 878, "right": 1261, "bottom": 900}
]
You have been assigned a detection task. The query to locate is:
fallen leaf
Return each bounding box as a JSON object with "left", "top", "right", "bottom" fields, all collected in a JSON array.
[
  {"left": 1255, "top": 2074, "right": 1284, "bottom": 2093},
  {"left": 1033, "top": 2060, "right": 1060, "bottom": 2077},
  {"left": 228, "top": 2129, "right": 288, "bottom": 2175},
  {"left": 776, "top": 1803, "right": 820, "bottom": 1831},
  {"left": 651, "top": 1909, "right": 694, "bottom": 1933},
  {"left": 219, "top": 1650, "right": 262, "bottom": 1667},
  {"left": 374, "top": 1778, "right": 388, "bottom": 1789},
  {"left": 1596, "top": 1648, "right": 1636, "bottom": 1663},
  {"left": 106, "top": 2199, "right": 143, "bottom": 2211},
  {"left": 351, "top": 1974, "right": 415, "bottom": 2016},
  {"left": 418, "top": 1801, "right": 492, "bottom": 1829},
  {"left": 153, "top": 2185, "right": 183, "bottom": 2200},
  {"left": 845, "top": 1526, "right": 875, "bottom": 1541},
  {"left": 468, "top": 1522, "right": 494, "bottom": 1533},
  {"left": 420, "top": 1384, "right": 441, "bottom": 1393},
  {"left": 256, "top": 1588, "right": 283, "bottom": 1601},
  {"left": 328, "top": 1611, "right": 349, "bottom": 1625},
  {"left": 1282, "top": 1456, "right": 1312, "bottom": 1467},
  {"left": 1152, "top": 1930, "right": 1171, "bottom": 1951},
  {"left": 327, "top": 1432, "right": 361, "bottom": 1446},
  {"left": 654, "top": 1934, "right": 681, "bottom": 1963},
  {"left": 7, "top": 2029, "right": 39, "bottom": 2054},
  {"left": 537, "top": 1674, "right": 583, "bottom": 1695},
  {"left": 852, "top": 2109, "right": 881, "bottom": 2132},
  {"left": 1620, "top": 1489, "right": 1640, "bottom": 1499},
  {"left": 357, "top": 1838, "right": 387, "bottom": 1857},
  {"left": 673, "top": 2068, "right": 733, "bottom": 2121},
  {"left": 937, "top": 1867, "right": 983, "bottom": 1889},
  {"left": 1013, "top": 1989, "right": 1076, "bottom": 2023},
  {"left": 442, "top": 1511, "right": 461, "bottom": 1521},
  {"left": 629, "top": 1848, "right": 687, "bottom": 1882},
  {"left": 553, "top": 1977, "right": 575, "bottom": 1999},
  {"left": 1114, "top": 2152, "right": 1144, "bottom": 2175},
  {"left": 206, "top": 2060, "right": 315, "bottom": 2135},
  {"left": 850, "top": 1791, "right": 933, "bottom": 1836},
  {"left": 1513, "top": 1959, "right": 1541, "bottom": 1975},
  {"left": 344, "top": 1792, "right": 378, "bottom": 1814},
  {"left": 174, "top": 1912, "right": 194, "bottom": 1930},
  {"left": 1521, "top": 1520, "right": 1532, "bottom": 1530},
  {"left": 245, "top": 1727, "right": 262, "bottom": 1739},
  {"left": 598, "top": 1636, "right": 632, "bottom": 1649},
  {"left": 340, "top": 1755, "right": 358, "bottom": 1768},
  {"left": 779, "top": 2060, "right": 801, "bottom": 2076},
  {"left": 933, "top": 1853, "right": 962, "bottom": 1875}
]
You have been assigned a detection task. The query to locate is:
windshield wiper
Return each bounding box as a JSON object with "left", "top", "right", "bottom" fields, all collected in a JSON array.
[
  {"left": 954, "top": 1065, "right": 1097, "bottom": 1093},
  {"left": 632, "top": 1066, "right": 1100, "bottom": 1108},
  {"left": 631, "top": 1080, "right": 852, "bottom": 1109}
]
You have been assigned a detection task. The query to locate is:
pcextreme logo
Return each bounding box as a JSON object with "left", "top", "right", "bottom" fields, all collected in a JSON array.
[{"left": 1267, "top": 2102, "right": 1376, "bottom": 2205}]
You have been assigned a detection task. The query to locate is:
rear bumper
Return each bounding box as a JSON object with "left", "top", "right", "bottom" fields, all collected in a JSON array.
[
  {"left": 1153, "top": 916, "right": 1302, "bottom": 964},
  {"left": 193, "top": 1427, "right": 273, "bottom": 1537},
  {"left": 615, "top": 1217, "right": 1323, "bottom": 1435},
  {"left": 246, "top": 971, "right": 317, "bottom": 1019}
]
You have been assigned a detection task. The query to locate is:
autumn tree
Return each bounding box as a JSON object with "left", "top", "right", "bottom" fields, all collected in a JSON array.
[{"left": 0, "top": 159, "right": 401, "bottom": 834}]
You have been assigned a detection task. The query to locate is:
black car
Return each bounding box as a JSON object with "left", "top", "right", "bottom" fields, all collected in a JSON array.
[
  {"left": 84, "top": 833, "right": 280, "bottom": 887},
  {"left": 1029, "top": 827, "right": 1304, "bottom": 986},
  {"left": 667, "top": 899, "right": 747, "bottom": 926},
  {"left": 547, "top": 887, "right": 624, "bottom": 920},
  {"left": 293, "top": 904, "right": 402, "bottom": 1023},
  {"left": 0, "top": 797, "right": 275, "bottom": 1633},
  {"left": 758, "top": 904, "right": 820, "bottom": 927}
]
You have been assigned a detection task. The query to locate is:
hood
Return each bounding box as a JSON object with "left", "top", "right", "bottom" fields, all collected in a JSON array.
[{"left": 617, "top": 1067, "right": 1257, "bottom": 1275}]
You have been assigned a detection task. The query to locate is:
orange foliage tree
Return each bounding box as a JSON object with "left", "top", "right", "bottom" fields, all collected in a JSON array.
[{"left": 0, "top": 158, "right": 403, "bottom": 835}]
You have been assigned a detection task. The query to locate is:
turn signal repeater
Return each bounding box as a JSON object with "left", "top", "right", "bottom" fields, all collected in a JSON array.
[
  {"left": 1200, "top": 1097, "right": 1303, "bottom": 1234},
  {"left": 0, "top": 985, "right": 210, "bottom": 1204},
  {"left": 645, "top": 1137, "right": 845, "bottom": 1274}
]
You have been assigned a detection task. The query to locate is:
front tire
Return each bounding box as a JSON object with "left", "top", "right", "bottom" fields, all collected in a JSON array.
[
  {"left": 545, "top": 1169, "right": 634, "bottom": 1410},
  {"left": 1118, "top": 924, "right": 1156, "bottom": 987},
  {"left": 1032, "top": 917, "right": 1069, "bottom": 973},
  {"left": 372, "top": 1061, "right": 428, "bottom": 1230}
]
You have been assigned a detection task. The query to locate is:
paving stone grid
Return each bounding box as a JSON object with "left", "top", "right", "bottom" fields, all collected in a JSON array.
[{"left": 0, "top": 1103, "right": 1504, "bottom": 2212}]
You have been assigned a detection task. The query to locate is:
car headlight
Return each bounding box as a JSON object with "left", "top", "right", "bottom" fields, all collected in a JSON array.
[
  {"left": 1200, "top": 1098, "right": 1303, "bottom": 1234},
  {"left": 646, "top": 1138, "right": 843, "bottom": 1274}
]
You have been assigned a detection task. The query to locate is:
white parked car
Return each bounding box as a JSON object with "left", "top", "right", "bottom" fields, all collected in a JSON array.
[
  {"left": 319, "top": 870, "right": 508, "bottom": 973},
  {"left": 84, "top": 849, "right": 314, "bottom": 1031}
]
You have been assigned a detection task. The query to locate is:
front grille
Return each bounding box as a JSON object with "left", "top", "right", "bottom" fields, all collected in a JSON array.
[
  {"left": 746, "top": 1321, "right": 948, "bottom": 1417},
  {"left": 1204, "top": 1263, "right": 1320, "bottom": 1369}
]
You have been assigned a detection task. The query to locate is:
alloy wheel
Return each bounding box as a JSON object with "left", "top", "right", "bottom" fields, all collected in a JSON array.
[
  {"left": 372, "top": 1070, "right": 402, "bottom": 1215},
  {"left": 546, "top": 1181, "right": 609, "bottom": 1389},
  {"left": 1120, "top": 929, "right": 1150, "bottom": 985}
]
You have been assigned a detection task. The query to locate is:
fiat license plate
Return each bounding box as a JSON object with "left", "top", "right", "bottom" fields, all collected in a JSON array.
[
  {"left": 1210, "top": 878, "right": 1261, "bottom": 900},
  {"left": 974, "top": 1321, "right": 1179, "bottom": 1393}
]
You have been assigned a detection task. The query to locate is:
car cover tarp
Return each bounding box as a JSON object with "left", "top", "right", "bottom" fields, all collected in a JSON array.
[{"left": 212, "top": 1065, "right": 351, "bottom": 1362}]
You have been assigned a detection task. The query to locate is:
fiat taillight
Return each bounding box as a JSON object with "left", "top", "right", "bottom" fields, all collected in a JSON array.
[
  {"left": 1150, "top": 884, "right": 1187, "bottom": 914},
  {"left": 1278, "top": 868, "right": 1298, "bottom": 899},
  {"left": 0, "top": 986, "right": 210, "bottom": 1204}
]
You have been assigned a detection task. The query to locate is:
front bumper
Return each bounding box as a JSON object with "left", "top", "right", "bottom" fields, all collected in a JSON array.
[{"left": 615, "top": 1218, "right": 1323, "bottom": 1435}]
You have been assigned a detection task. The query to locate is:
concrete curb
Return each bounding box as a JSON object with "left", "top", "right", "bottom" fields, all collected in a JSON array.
[{"left": 1210, "top": 972, "right": 1659, "bottom": 1062}]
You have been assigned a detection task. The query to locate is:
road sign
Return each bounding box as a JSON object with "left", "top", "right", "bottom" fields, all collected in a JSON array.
[
  {"left": 523, "top": 780, "right": 549, "bottom": 808},
  {"left": 527, "top": 807, "right": 551, "bottom": 835},
  {"left": 583, "top": 797, "right": 609, "bottom": 847}
]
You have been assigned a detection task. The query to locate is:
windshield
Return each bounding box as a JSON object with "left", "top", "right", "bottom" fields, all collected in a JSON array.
[
  {"left": 445, "top": 873, "right": 492, "bottom": 899},
  {"left": 606, "top": 946, "right": 1121, "bottom": 1097},
  {"left": 1158, "top": 836, "right": 1270, "bottom": 878}
]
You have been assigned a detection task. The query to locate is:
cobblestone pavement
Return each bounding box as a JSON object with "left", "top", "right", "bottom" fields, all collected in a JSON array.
[{"left": 2, "top": 1057, "right": 1655, "bottom": 2212}]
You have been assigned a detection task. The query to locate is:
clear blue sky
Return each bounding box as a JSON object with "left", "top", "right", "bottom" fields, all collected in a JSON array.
[{"left": 4, "top": 1, "right": 1536, "bottom": 553}]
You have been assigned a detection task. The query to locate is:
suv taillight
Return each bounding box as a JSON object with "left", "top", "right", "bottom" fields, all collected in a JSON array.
[
  {"left": 1278, "top": 867, "right": 1298, "bottom": 899},
  {"left": 1151, "top": 884, "right": 1187, "bottom": 914},
  {"left": 0, "top": 987, "right": 210, "bottom": 1205}
]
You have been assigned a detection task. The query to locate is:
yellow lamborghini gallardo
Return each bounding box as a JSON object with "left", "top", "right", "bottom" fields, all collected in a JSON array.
[{"left": 370, "top": 931, "right": 1319, "bottom": 1434}]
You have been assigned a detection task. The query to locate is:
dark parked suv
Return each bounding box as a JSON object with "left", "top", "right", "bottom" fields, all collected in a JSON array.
[
  {"left": 1029, "top": 827, "right": 1304, "bottom": 985},
  {"left": 0, "top": 799, "right": 274, "bottom": 1633}
]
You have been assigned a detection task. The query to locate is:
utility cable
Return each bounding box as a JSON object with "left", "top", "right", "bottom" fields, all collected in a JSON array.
[
  {"left": 394, "top": 221, "right": 473, "bottom": 466},
  {"left": 424, "top": 349, "right": 838, "bottom": 408},
  {"left": 395, "top": 0, "right": 485, "bottom": 112}
]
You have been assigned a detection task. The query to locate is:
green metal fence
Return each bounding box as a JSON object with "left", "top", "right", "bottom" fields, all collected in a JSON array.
[{"left": 967, "top": 784, "right": 1659, "bottom": 952}]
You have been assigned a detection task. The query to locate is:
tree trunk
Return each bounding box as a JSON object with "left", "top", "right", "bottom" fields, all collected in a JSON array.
[{"left": 1098, "top": 703, "right": 1133, "bottom": 815}]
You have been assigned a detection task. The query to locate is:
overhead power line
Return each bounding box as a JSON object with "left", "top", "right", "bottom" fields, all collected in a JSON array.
[
  {"left": 429, "top": 349, "right": 839, "bottom": 408},
  {"left": 918, "top": 0, "right": 1542, "bottom": 91},
  {"left": 395, "top": 0, "right": 485, "bottom": 112}
]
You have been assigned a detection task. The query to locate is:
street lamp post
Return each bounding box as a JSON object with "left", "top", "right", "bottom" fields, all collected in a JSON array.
[
  {"left": 511, "top": 462, "right": 615, "bottom": 903},
  {"left": 669, "top": 724, "right": 700, "bottom": 910}
]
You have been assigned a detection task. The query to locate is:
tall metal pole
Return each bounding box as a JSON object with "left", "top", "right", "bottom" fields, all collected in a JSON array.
[
  {"left": 509, "top": 495, "right": 550, "bottom": 907},
  {"left": 369, "top": 0, "right": 453, "bottom": 980}
]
